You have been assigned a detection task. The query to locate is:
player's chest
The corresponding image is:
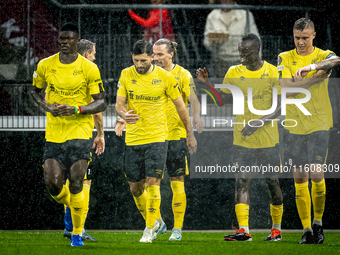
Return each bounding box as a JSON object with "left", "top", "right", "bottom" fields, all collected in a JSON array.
[
  {"left": 126, "top": 81, "right": 167, "bottom": 103},
  {"left": 288, "top": 56, "right": 321, "bottom": 74},
  {"left": 45, "top": 66, "right": 86, "bottom": 90}
]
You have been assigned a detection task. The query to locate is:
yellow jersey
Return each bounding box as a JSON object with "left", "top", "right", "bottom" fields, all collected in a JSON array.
[
  {"left": 117, "top": 65, "right": 181, "bottom": 146},
  {"left": 167, "top": 64, "right": 195, "bottom": 140},
  {"left": 221, "top": 61, "right": 281, "bottom": 149},
  {"left": 278, "top": 47, "right": 335, "bottom": 134},
  {"left": 33, "top": 53, "right": 104, "bottom": 143}
]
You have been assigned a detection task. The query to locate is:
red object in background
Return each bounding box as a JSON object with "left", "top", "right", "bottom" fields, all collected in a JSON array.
[
  {"left": 0, "top": 0, "right": 58, "bottom": 62},
  {"left": 129, "top": 9, "right": 174, "bottom": 44}
]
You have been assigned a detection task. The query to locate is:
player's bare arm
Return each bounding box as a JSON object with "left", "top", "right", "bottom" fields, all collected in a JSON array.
[
  {"left": 115, "top": 96, "right": 139, "bottom": 124},
  {"left": 92, "top": 112, "right": 105, "bottom": 155},
  {"left": 188, "top": 94, "right": 204, "bottom": 134},
  {"left": 196, "top": 67, "right": 231, "bottom": 105},
  {"left": 31, "top": 87, "right": 60, "bottom": 117},
  {"left": 280, "top": 70, "right": 331, "bottom": 92},
  {"left": 241, "top": 96, "right": 281, "bottom": 137},
  {"left": 294, "top": 56, "right": 340, "bottom": 79},
  {"left": 172, "top": 96, "right": 191, "bottom": 151}
]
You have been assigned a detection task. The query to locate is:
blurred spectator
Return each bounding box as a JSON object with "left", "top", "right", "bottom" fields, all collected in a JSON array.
[
  {"left": 204, "top": 0, "right": 260, "bottom": 78},
  {"left": 128, "top": 0, "right": 174, "bottom": 44}
]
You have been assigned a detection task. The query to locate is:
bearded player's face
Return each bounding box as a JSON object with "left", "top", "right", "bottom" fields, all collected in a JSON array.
[
  {"left": 132, "top": 53, "right": 153, "bottom": 74},
  {"left": 153, "top": 44, "right": 173, "bottom": 69}
]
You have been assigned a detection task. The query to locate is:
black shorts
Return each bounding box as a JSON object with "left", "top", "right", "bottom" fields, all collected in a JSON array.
[
  {"left": 43, "top": 139, "right": 92, "bottom": 171},
  {"left": 283, "top": 129, "right": 329, "bottom": 166},
  {"left": 166, "top": 138, "right": 189, "bottom": 177},
  {"left": 232, "top": 145, "right": 281, "bottom": 178},
  {"left": 124, "top": 142, "right": 168, "bottom": 182}
]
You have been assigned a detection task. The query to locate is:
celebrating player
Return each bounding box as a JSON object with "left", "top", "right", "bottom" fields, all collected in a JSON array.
[
  {"left": 278, "top": 17, "right": 336, "bottom": 244},
  {"left": 31, "top": 23, "right": 106, "bottom": 247},
  {"left": 151, "top": 38, "right": 203, "bottom": 241},
  {"left": 198, "top": 33, "right": 283, "bottom": 242},
  {"left": 115, "top": 40, "right": 191, "bottom": 243},
  {"left": 62, "top": 39, "right": 103, "bottom": 242}
]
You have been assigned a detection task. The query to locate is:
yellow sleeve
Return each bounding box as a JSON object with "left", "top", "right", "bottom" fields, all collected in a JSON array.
[
  {"left": 88, "top": 65, "right": 104, "bottom": 95},
  {"left": 277, "top": 54, "right": 292, "bottom": 79},
  {"left": 166, "top": 74, "right": 181, "bottom": 100},
  {"left": 117, "top": 71, "right": 127, "bottom": 98},
  {"left": 32, "top": 60, "right": 46, "bottom": 89}
]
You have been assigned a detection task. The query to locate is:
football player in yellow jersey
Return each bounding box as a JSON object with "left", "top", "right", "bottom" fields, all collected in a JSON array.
[
  {"left": 151, "top": 38, "right": 203, "bottom": 241},
  {"left": 31, "top": 23, "right": 107, "bottom": 247},
  {"left": 278, "top": 18, "right": 336, "bottom": 244},
  {"left": 115, "top": 40, "right": 191, "bottom": 243},
  {"left": 198, "top": 34, "right": 283, "bottom": 242},
  {"left": 62, "top": 39, "right": 103, "bottom": 242}
]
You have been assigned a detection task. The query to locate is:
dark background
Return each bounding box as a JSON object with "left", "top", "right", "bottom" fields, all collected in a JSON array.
[{"left": 0, "top": 0, "right": 340, "bottom": 231}]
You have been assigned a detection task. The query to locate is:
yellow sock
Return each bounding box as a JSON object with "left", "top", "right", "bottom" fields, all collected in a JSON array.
[
  {"left": 51, "top": 185, "right": 70, "bottom": 208},
  {"left": 82, "top": 183, "right": 91, "bottom": 229},
  {"left": 235, "top": 203, "right": 249, "bottom": 228},
  {"left": 70, "top": 191, "right": 85, "bottom": 235},
  {"left": 270, "top": 204, "right": 283, "bottom": 226},
  {"left": 133, "top": 189, "right": 148, "bottom": 220},
  {"left": 295, "top": 182, "right": 311, "bottom": 229},
  {"left": 171, "top": 181, "right": 186, "bottom": 229},
  {"left": 312, "top": 179, "right": 326, "bottom": 222},
  {"left": 146, "top": 185, "right": 161, "bottom": 229}
]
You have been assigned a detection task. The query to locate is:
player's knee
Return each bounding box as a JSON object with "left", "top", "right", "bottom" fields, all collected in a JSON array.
[
  {"left": 235, "top": 178, "right": 250, "bottom": 191},
  {"left": 129, "top": 182, "right": 143, "bottom": 197},
  {"left": 68, "top": 178, "right": 84, "bottom": 194},
  {"left": 265, "top": 178, "right": 280, "bottom": 188}
]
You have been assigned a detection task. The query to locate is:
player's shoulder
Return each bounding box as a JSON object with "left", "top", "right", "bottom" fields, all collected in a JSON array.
[
  {"left": 79, "top": 54, "right": 98, "bottom": 69},
  {"left": 38, "top": 53, "right": 59, "bottom": 66},
  {"left": 278, "top": 49, "right": 295, "bottom": 59},
  {"left": 263, "top": 61, "right": 277, "bottom": 71},
  {"left": 315, "top": 47, "right": 336, "bottom": 59}
]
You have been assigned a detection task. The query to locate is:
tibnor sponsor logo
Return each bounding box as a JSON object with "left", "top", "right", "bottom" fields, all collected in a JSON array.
[{"left": 201, "top": 84, "right": 311, "bottom": 116}]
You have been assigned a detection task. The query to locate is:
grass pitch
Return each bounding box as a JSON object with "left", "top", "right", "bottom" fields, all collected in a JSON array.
[{"left": 1, "top": 231, "right": 340, "bottom": 255}]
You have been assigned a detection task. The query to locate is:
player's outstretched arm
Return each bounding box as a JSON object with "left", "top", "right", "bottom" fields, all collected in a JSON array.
[
  {"left": 294, "top": 56, "right": 340, "bottom": 80},
  {"left": 172, "top": 96, "right": 191, "bottom": 152},
  {"left": 241, "top": 96, "right": 281, "bottom": 137},
  {"left": 31, "top": 87, "right": 59, "bottom": 117},
  {"left": 115, "top": 96, "right": 139, "bottom": 124}
]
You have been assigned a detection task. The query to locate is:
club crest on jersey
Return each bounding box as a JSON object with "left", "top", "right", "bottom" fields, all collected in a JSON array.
[
  {"left": 152, "top": 79, "right": 162, "bottom": 84},
  {"left": 73, "top": 70, "right": 83, "bottom": 75}
]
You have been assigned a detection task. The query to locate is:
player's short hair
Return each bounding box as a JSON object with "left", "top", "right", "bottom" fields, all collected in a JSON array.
[
  {"left": 60, "top": 22, "right": 79, "bottom": 34},
  {"left": 132, "top": 40, "right": 153, "bottom": 56},
  {"left": 78, "top": 39, "right": 95, "bottom": 55},
  {"left": 154, "top": 38, "right": 178, "bottom": 57},
  {"left": 293, "top": 18, "right": 315, "bottom": 32},
  {"left": 240, "top": 33, "right": 261, "bottom": 52}
]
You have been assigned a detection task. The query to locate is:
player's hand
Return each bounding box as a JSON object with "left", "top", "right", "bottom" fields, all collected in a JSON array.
[
  {"left": 186, "top": 135, "right": 190, "bottom": 153},
  {"left": 123, "top": 110, "right": 139, "bottom": 124},
  {"left": 189, "top": 134, "right": 197, "bottom": 154},
  {"left": 241, "top": 119, "right": 263, "bottom": 136},
  {"left": 48, "top": 102, "right": 60, "bottom": 117},
  {"left": 57, "top": 104, "right": 75, "bottom": 116},
  {"left": 92, "top": 135, "right": 105, "bottom": 156},
  {"left": 115, "top": 119, "right": 127, "bottom": 136},
  {"left": 193, "top": 117, "right": 204, "bottom": 133},
  {"left": 196, "top": 67, "right": 209, "bottom": 82},
  {"left": 294, "top": 65, "right": 312, "bottom": 81}
]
